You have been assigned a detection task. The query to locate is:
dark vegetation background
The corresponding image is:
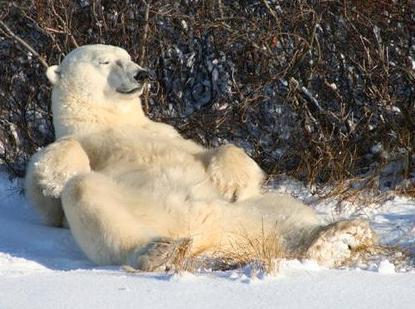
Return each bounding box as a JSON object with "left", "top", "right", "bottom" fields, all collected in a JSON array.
[{"left": 0, "top": 0, "right": 414, "bottom": 199}]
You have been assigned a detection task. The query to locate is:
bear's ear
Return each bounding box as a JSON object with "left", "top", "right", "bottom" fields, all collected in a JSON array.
[{"left": 46, "top": 65, "right": 61, "bottom": 85}]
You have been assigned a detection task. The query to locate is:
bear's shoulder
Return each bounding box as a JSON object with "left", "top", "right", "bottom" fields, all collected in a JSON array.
[{"left": 141, "top": 121, "right": 181, "bottom": 139}]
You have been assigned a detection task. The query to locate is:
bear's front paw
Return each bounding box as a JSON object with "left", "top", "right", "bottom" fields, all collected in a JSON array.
[
  {"left": 33, "top": 138, "right": 90, "bottom": 198},
  {"left": 207, "top": 144, "right": 264, "bottom": 202},
  {"left": 129, "top": 237, "right": 192, "bottom": 272},
  {"left": 305, "top": 219, "right": 376, "bottom": 268}
]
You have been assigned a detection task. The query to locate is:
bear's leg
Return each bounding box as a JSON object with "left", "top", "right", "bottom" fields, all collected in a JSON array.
[
  {"left": 25, "top": 169, "right": 63, "bottom": 227},
  {"left": 205, "top": 144, "right": 265, "bottom": 202},
  {"left": 228, "top": 192, "right": 323, "bottom": 252},
  {"left": 25, "top": 138, "right": 90, "bottom": 226},
  {"left": 240, "top": 194, "right": 378, "bottom": 267},
  {"left": 61, "top": 172, "right": 160, "bottom": 266}
]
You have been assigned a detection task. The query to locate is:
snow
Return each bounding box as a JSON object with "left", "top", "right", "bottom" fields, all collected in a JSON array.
[
  {"left": 1, "top": 173, "right": 415, "bottom": 308},
  {"left": 378, "top": 260, "right": 396, "bottom": 274},
  {"left": 2, "top": 267, "right": 415, "bottom": 309}
]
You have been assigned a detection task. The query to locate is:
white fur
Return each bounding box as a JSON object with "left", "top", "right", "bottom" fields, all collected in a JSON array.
[{"left": 25, "top": 44, "right": 327, "bottom": 267}]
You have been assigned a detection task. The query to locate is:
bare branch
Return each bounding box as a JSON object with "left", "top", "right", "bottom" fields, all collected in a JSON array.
[
  {"left": 139, "top": 0, "right": 151, "bottom": 66},
  {"left": 261, "top": 0, "right": 278, "bottom": 21},
  {"left": 0, "top": 20, "right": 49, "bottom": 69},
  {"left": 140, "top": 0, "right": 151, "bottom": 114}
]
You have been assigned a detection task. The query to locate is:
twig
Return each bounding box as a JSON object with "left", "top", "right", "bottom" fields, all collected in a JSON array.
[
  {"left": 261, "top": 0, "right": 278, "bottom": 22},
  {"left": 49, "top": 0, "right": 79, "bottom": 48},
  {"left": 139, "top": 0, "right": 151, "bottom": 66},
  {"left": 217, "top": 0, "right": 224, "bottom": 19},
  {"left": 140, "top": 0, "right": 151, "bottom": 114},
  {"left": 0, "top": 20, "right": 49, "bottom": 69},
  {"left": 301, "top": 86, "right": 323, "bottom": 112},
  {"left": 11, "top": 3, "right": 65, "bottom": 54}
]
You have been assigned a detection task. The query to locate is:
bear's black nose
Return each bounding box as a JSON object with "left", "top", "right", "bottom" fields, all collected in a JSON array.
[{"left": 134, "top": 70, "right": 149, "bottom": 82}]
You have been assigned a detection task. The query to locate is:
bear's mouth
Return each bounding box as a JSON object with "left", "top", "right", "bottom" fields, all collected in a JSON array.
[{"left": 116, "top": 85, "right": 142, "bottom": 95}]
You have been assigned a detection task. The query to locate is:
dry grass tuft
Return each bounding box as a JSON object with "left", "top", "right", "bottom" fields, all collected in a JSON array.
[
  {"left": 217, "top": 222, "right": 288, "bottom": 275},
  {"left": 165, "top": 237, "right": 194, "bottom": 273},
  {"left": 342, "top": 243, "right": 414, "bottom": 271},
  {"left": 167, "top": 224, "right": 287, "bottom": 275}
]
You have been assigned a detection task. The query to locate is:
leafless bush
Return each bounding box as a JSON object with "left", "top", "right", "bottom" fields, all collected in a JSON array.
[{"left": 0, "top": 0, "right": 414, "bottom": 197}]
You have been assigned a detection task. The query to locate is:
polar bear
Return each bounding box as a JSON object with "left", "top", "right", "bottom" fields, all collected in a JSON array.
[{"left": 25, "top": 44, "right": 375, "bottom": 270}]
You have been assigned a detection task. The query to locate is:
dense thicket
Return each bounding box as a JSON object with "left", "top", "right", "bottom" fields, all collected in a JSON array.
[{"left": 0, "top": 0, "right": 414, "bottom": 196}]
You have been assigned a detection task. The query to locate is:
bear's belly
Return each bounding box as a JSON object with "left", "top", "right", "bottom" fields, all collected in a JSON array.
[
  {"left": 89, "top": 137, "right": 218, "bottom": 201},
  {"left": 97, "top": 140, "right": 201, "bottom": 173}
]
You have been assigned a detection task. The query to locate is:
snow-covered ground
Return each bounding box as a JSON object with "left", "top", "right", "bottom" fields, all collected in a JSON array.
[{"left": 1, "top": 173, "right": 415, "bottom": 309}]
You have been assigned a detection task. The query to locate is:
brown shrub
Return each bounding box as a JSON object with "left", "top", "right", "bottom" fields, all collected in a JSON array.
[{"left": 0, "top": 0, "right": 414, "bottom": 196}]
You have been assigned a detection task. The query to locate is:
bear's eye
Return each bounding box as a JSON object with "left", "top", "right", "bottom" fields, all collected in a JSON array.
[{"left": 99, "top": 60, "right": 110, "bottom": 65}]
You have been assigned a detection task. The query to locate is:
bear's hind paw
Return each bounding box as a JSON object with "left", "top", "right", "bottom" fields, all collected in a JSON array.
[
  {"left": 305, "top": 219, "right": 376, "bottom": 268},
  {"left": 129, "top": 237, "right": 193, "bottom": 272}
]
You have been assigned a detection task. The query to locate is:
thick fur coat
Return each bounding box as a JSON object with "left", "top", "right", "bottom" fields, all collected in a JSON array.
[{"left": 25, "top": 45, "right": 375, "bottom": 270}]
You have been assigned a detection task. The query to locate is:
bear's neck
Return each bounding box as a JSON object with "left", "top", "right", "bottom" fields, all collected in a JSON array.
[{"left": 52, "top": 91, "right": 148, "bottom": 139}]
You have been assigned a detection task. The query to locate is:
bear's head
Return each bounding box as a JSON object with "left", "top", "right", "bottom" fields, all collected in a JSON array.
[
  {"left": 46, "top": 44, "right": 151, "bottom": 138},
  {"left": 47, "top": 44, "right": 150, "bottom": 104}
]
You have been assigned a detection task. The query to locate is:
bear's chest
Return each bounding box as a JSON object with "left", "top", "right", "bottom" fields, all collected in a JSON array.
[{"left": 82, "top": 131, "right": 195, "bottom": 172}]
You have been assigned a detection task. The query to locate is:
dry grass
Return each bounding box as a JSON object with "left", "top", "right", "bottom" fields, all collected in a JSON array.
[
  {"left": 164, "top": 237, "right": 194, "bottom": 273},
  {"left": 122, "top": 223, "right": 288, "bottom": 275},
  {"left": 342, "top": 243, "right": 414, "bottom": 271},
  {"left": 214, "top": 222, "right": 288, "bottom": 275},
  {"left": 121, "top": 223, "right": 414, "bottom": 275}
]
